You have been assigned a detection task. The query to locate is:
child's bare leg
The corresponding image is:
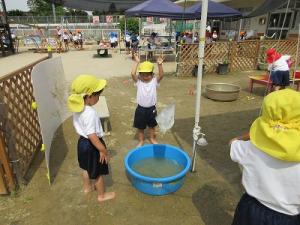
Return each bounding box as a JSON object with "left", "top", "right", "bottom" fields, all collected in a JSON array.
[
  {"left": 137, "top": 129, "right": 145, "bottom": 147},
  {"left": 149, "top": 127, "right": 158, "bottom": 144},
  {"left": 82, "top": 170, "right": 93, "bottom": 194},
  {"left": 274, "top": 85, "right": 281, "bottom": 91},
  {"left": 95, "top": 176, "right": 115, "bottom": 202}
]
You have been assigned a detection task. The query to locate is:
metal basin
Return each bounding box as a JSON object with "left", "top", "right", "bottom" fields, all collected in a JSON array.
[{"left": 205, "top": 83, "right": 241, "bottom": 101}]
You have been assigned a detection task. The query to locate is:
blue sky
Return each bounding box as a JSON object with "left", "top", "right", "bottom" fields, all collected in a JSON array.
[{"left": 6, "top": 0, "right": 29, "bottom": 11}]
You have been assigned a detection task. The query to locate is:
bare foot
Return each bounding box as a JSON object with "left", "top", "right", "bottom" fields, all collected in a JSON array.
[
  {"left": 97, "top": 192, "right": 116, "bottom": 202},
  {"left": 149, "top": 139, "right": 158, "bottom": 144},
  {"left": 137, "top": 141, "right": 144, "bottom": 147}
]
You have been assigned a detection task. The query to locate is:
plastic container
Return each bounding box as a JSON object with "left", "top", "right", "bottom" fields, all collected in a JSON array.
[{"left": 124, "top": 144, "right": 191, "bottom": 196}]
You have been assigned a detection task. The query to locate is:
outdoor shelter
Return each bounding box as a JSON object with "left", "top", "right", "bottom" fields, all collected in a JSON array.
[
  {"left": 186, "top": 0, "right": 242, "bottom": 18},
  {"left": 125, "top": 0, "right": 194, "bottom": 19}
]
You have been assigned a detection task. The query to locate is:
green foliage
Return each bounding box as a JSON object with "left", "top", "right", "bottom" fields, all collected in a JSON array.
[
  {"left": 92, "top": 10, "right": 102, "bottom": 16},
  {"left": 65, "top": 9, "right": 88, "bottom": 16},
  {"left": 119, "top": 17, "right": 139, "bottom": 34},
  {"left": 7, "top": 10, "right": 27, "bottom": 16},
  {"left": 27, "top": 0, "right": 66, "bottom": 16}
]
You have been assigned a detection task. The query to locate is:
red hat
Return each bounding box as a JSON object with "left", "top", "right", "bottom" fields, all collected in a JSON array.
[{"left": 266, "top": 48, "right": 281, "bottom": 63}]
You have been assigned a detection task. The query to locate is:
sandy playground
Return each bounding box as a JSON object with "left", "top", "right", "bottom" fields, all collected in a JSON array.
[{"left": 0, "top": 49, "right": 271, "bottom": 225}]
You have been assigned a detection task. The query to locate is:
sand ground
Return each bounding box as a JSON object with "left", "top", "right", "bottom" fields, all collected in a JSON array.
[{"left": 0, "top": 50, "right": 274, "bottom": 225}]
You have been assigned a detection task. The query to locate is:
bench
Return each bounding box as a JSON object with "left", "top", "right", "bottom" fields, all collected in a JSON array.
[
  {"left": 249, "top": 74, "right": 300, "bottom": 93},
  {"left": 94, "top": 96, "right": 111, "bottom": 135}
]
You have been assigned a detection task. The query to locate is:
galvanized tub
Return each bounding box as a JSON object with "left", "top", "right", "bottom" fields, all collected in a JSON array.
[{"left": 205, "top": 83, "right": 241, "bottom": 101}]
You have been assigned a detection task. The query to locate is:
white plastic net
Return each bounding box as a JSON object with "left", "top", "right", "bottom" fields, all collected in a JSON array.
[{"left": 156, "top": 104, "right": 175, "bottom": 133}]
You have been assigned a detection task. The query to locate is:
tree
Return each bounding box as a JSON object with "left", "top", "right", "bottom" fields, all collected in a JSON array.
[
  {"left": 92, "top": 10, "right": 101, "bottom": 16},
  {"left": 27, "top": 0, "right": 65, "bottom": 16},
  {"left": 108, "top": 3, "right": 117, "bottom": 13},
  {"left": 119, "top": 17, "right": 139, "bottom": 34},
  {"left": 7, "top": 10, "right": 27, "bottom": 16}
]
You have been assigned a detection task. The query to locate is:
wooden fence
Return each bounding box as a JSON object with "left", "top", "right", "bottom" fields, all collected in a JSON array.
[
  {"left": 177, "top": 40, "right": 300, "bottom": 76},
  {"left": 0, "top": 57, "right": 48, "bottom": 194}
]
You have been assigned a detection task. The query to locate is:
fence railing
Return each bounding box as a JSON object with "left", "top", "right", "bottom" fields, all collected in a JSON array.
[
  {"left": 8, "top": 15, "right": 122, "bottom": 25},
  {"left": 177, "top": 40, "right": 300, "bottom": 76},
  {"left": 0, "top": 57, "right": 48, "bottom": 194}
]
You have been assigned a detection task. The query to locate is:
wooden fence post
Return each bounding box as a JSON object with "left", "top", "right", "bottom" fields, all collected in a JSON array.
[{"left": 0, "top": 133, "right": 15, "bottom": 192}]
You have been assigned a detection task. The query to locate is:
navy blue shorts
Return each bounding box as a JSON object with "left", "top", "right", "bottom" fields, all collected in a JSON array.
[
  {"left": 133, "top": 105, "right": 157, "bottom": 130},
  {"left": 232, "top": 193, "right": 300, "bottom": 225},
  {"left": 77, "top": 136, "right": 109, "bottom": 179},
  {"left": 271, "top": 70, "right": 290, "bottom": 87}
]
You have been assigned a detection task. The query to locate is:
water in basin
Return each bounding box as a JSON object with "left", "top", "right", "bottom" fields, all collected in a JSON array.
[{"left": 132, "top": 157, "right": 183, "bottom": 178}]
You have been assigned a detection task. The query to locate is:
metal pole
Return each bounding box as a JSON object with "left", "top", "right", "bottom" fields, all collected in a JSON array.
[
  {"left": 191, "top": 0, "right": 208, "bottom": 172},
  {"left": 237, "top": 18, "right": 242, "bottom": 41},
  {"left": 292, "top": 23, "right": 300, "bottom": 86},
  {"left": 52, "top": 3, "right": 56, "bottom": 24}
]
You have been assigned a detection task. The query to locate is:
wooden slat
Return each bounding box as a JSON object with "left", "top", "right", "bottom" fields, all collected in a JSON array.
[
  {"left": 0, "top": 164, "right": 8, "bottom": 194},
  {"left": 0, "top": 134, "right": 15, "bottom": 192}
]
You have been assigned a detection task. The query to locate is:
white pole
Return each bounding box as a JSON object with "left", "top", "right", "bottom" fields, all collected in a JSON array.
[
  {"left": 237, "top": 18, "right": 242, "bottom": 41},
  {"left": 292, "top": 23, "right": 300, "bottom": 86},
  {"left": 191, "top": 0, "right": 208, "bottom": 172},
  {"left": 52, "top": 3, "right": 56, "bottom": 24}
]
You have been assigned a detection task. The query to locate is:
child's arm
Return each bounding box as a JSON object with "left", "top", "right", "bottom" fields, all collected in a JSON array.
[
  {"left": 156, "top": 56, "right": 164, "bottom": 83},
  {"left": 131, "top": 53, "right": 140, "bottom": 82},
  {"left": 88, "top": 133, "right": 109, "bottom": 164},
  {"left": 229, "top": 132, "right": 250, "bottom": 146}
]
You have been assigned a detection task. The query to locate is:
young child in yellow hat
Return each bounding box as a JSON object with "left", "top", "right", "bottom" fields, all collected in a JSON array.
[
  {"left": 68, "top": 74, "right": 115, "bottom": 202},
  {"left": 131, "top": 53, "right": 164, "bottom": 146},
  {"left": 229, "top": 89, "right": 300, "bottom": 224}
]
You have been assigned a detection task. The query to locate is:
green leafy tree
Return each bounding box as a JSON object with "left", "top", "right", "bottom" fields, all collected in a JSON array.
[
  {"left": 92, "top": 10, "right": 102, "bottom": 16},
  {"left": 27, "top": 0, "right": 65, "bottom": 16},
  {"left": 108, "top": 3, "right": 117, "bottom": 13},
  {"left": 119, "top": 17, "right": 139, "bottom": 34},
  {"left": 7, "top": 10, "right": 27, "bottom": 16}
]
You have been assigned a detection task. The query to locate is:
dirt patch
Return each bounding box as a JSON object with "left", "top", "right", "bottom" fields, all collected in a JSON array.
[{"left": 1, "top": 71, "right": 269, "bottom": 225}]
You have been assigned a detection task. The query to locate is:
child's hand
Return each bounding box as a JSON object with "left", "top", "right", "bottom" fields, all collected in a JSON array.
[
  {"left": 133, "top": 53, "right": 140, "bottom": 63},
  {"left": 100, "top": 150, "right": 109, "bottom": 164},
  {"left": 157, "top": 56, "right": 164, "bottom": 65}
]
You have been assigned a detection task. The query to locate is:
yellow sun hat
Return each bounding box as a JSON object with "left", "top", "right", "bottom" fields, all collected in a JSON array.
[
  {"left": 250, "top": 89, "right": 300, "bottom": 162},
  {"left": 68, "top": 74, "right": 107, "bottom": 112},
  {"left": 138, "top": 61, "right": 154, "bottom": 73}
]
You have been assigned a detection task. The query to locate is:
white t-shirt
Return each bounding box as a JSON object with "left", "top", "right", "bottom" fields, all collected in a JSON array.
[
  {"left": 268, "top": 55, "right": 291, "bottom": 72},
  {"left": 230, "top": 140, "right": 300, "bottom": 215},
  {"left": 73, "top": 106, "right": 104, "bottom": 138},
  {"left": 135, "top": 76, "right": 159, "bottom": 107}
]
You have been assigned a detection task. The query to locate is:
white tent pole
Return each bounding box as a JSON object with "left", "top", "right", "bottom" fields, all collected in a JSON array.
[
  {"left": 292, "top": 23, "right": 300, "bottom": 86},
  {"left": 237, "top": 18, "right": 242, "bottom": 41},
  {"left": 191, "top": 0, "right": 208, "bottom": 172},
  {"left": 125, "top": 16, "right": 127, "bottom": 47}
]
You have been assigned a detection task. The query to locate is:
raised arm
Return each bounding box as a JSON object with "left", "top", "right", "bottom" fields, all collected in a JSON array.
[
  {"left": 131, "top": 53, "right": 140, "bottom": 82},
  {"left": 156, "top": 56, "right": 164, "bottom": 83}
]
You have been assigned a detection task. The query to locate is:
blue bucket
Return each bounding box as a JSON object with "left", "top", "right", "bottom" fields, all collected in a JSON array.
[{"left": 124, "top": 144, "right": 191, "bottom": 195}]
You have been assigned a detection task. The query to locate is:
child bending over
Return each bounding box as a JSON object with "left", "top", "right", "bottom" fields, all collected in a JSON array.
[
  {"left": 68, "top": 74, "right": 115, "bottom": 202},
  {"left": 131, "top": 53, "right": 164, "bottom": 146}
]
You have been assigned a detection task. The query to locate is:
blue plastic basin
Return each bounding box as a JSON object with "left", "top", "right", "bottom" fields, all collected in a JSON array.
[{"left": 124, "top": 144, "right": 191, "bottom": 195}]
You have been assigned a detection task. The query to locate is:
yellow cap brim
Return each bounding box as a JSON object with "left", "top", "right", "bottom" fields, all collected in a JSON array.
[{"left": 95, "top": 79, "right": 107, "bottom": 92}]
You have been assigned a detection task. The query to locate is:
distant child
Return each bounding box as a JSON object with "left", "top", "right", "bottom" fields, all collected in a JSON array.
[
  {"left": 229, "top": 89, "right": 300, "bottom": 225},
  {"left": 68, "top": 74, "right": 115, "bottom": 202},
  {"left": 266, "top": 48, "right": 291, "bottom": 91},
  {"left": 131, "top": 53, "right": 164, "bottom": 146}
]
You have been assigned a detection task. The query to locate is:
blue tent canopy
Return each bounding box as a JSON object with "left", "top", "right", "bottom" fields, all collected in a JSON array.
[
  {"left": 125, "top": 0, "right": 194, "bottom": 19},
  {"left": 187, "top": 0, "right": 242, "bottom": 19}
]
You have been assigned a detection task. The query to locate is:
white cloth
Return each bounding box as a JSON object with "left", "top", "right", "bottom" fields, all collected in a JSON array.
[
  {"left": 135, "top": 76, "right": 159, "bottom": 107},
  {"left": 230, "top": 140, "right": 300, "bottom": 215},
  {"left": 73, "top": 106, "right": 104, "bottom": 138},
  {"left": 268, "top": 55, "right": 291, "bottom": 71},
  {"left": 125, "top": 34, "right": 131, "bottom": 42},
  {"left": 63, "top": 34, "right": 69, "bottom": 40}
]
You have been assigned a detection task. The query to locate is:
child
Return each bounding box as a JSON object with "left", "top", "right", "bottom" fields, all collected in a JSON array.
[
  {"left": 266, "top": 48, "right": 291, "bottom": 91},
  {"left": 229, "top": 89, "right": 300, "bottom": 225},
  {"left": 68, "top": 74, "right": 115, "bottom": 202},
  {"left": 131, "top": 53, "right": 164, "bottom": 146}
]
